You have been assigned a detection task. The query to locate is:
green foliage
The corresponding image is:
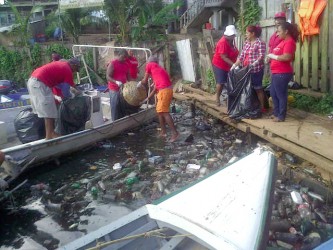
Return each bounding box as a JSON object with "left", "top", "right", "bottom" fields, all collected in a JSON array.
[
  {"left": 105, "top": 0, "right": 181, "bottom": 44},
  {"left": 236, "top": 0, "right": 262, "bottom": 35},
  {"left": 206, "top": 69, "right": 216, "bottom": 94},
  {"left": 60, "top": 8, "right": 84, "bottom": 43},
  {"left": 7, "top": 1, "right": 44, "bottom": 46},
  {"left": 290, "top": 93, "right": 333, "bottom": 114},
  {"left": 46, "top": 44, "right": 72, "bottom": 59}
]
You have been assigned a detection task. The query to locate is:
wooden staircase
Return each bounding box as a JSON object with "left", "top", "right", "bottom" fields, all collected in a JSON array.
[{"left": 180, "top": 0, "right": 237, "bottom": 33}]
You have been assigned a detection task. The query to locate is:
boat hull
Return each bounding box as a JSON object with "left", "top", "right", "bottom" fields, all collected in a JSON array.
[
  {"left": 1, "top": 107, "right": 156, "bottom": 181},
  {"left": 59, "top": 148, "right": 277, "bottom": 250}
]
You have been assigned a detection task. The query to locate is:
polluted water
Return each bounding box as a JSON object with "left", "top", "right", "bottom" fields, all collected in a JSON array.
[{"left": 0, "top": 100, "right": 332, "bottom": 250}]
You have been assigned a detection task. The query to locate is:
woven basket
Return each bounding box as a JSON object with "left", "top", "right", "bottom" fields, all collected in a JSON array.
[{"left": 122, "top": 81, "right": 147, "bottom": 107}]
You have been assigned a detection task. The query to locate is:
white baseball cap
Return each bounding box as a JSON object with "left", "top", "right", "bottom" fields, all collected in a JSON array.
[{"left": 224, "top": 25, "right": 237, "bottom": 36}]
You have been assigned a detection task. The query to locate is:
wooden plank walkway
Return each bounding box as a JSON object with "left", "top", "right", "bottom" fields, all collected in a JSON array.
[{"left": 174, "top": 85, "right": 333, "bottom": 180}]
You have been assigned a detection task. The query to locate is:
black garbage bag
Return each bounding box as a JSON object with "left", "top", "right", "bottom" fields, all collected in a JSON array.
[
  {"left": 55, "top": 96, "right": 91, "bottom": 135},
  {"left": 14, "top": 107, "right": 45, "bottom": 143},
  {"left": 226, "top": 66, "right": 261, "bottom": 120}
]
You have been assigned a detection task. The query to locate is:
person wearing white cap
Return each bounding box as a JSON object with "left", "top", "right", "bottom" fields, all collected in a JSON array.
[
  {"left": 212, "top": 25, "right": 239, "bottom": 106},
  {"left": 27, "top": 57, "right": 81, "bottom": 139}
]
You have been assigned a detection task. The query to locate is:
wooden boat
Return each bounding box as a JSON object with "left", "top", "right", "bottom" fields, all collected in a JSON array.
[
  {"left": 0, "top": 105, "right": 156, "bottom": 186},
  {"left": 59, "top": 147, "right": 277, "bottom": 250}
]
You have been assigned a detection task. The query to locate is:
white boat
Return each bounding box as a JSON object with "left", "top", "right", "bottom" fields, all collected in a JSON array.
[
  {"left": 0, "top": 45, "right": 154, "bottom": 188},
  {"left": 0, "top": 104, "right": 156, "bottom": 184},
  {"left": 59, "top": 147, "right": 277, "bottom": 250}
]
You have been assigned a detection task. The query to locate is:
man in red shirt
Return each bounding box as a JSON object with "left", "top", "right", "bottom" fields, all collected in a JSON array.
[
  {"left": 106, "top": 49, "right": 131, "bottom": 121},
  {"left": 268, "top": 12, "right": 286, "bottom": 53},
  {"left": 138, "top": 56, "right": 179, "bottom": 142},
  {"left": 126, "top": 49, "right": 139, "bottom": 80},
  {"left": 27, "top": 58, "right": 80, "bottom": 139}
]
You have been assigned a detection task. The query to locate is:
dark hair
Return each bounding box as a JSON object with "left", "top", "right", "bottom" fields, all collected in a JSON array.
[
  {"left": 117, "top": 49, "right": 129, "bottom": 57},
  {"left": 279, "top": 22, "right": 300, "bottom": 42},
  {"left": 247, "top": 25, "right": 262, "bottom": 37}
]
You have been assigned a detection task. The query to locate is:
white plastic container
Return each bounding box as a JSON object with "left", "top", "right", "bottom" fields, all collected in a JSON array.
[{"left": 290, "top": 190, "right": 303, "bottom": 204}]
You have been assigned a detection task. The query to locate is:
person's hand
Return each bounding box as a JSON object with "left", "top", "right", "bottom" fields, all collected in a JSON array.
[
  {"left": 54, "top": 95, "right": 62, "bottom": 102},
  {"left": 140, "top": 98, "right": 148, "bottom": 105},
  {"left": 267, "top": 54, "right": 278, "bottom": 60},
  {"left": 137, "top": 81, "right": 144, "bottom": 89},
  {"left": 230, "top": 64, "right": 236, "bottom": 71},
  {"left": 265, "top": 57, "right": 270, "bottom": 64},
  {"left": 115, "top": 81, "right": 122, "bottom": 87},
  {"left": 71, "top": 87, "right": 81, "bottom": 96}
]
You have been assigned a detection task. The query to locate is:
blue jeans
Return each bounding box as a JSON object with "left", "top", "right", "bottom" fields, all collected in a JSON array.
[
  {"left": 270, "top": 73, "right": 293, "bottom": 120},
  {"left": 109, "top": 90, "right": 120, "bottom": 122}
]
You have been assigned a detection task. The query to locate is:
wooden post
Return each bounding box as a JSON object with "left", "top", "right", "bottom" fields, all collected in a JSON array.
[
  {"left": 311, "top": 36, "right": 319, "bottom": 90},
  {"left": 93, "top": 47, "right": 98, "bottom": 72},
  {"left": 328, "top": 0, "right": 333, "bottom": 92},
  {"left": 320, "top": 4, "right": 329, "bottom": 92},
  {"left": 240, "top": 0, "right": 244, "bottom": 33}
]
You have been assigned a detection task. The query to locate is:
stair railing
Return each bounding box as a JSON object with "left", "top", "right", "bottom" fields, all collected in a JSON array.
[{"left": 180, "top": 0, "right": 205, "bottom": 29}]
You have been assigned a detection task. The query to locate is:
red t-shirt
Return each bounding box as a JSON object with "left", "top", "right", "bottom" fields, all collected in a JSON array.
[
  {"left": 270, "top": 38, "right": 296, "bottom": 74},
  {"left": 31, "top": 61, "right": 75, "bottom": 88},
  {"left": 212, "top": 36, "right": 239, "bottom": 71},
  {"left": 107, "top": 59, "right": 129, "bottom": 91},
  {"left": 126, "top": 56, "right": 138, "bottom": 79},
  {"left": 145, "top": 62, "right": 171, "bottom": 90},
  {"left": 269, "top": 31, "right": 284, "bottom": 53}
]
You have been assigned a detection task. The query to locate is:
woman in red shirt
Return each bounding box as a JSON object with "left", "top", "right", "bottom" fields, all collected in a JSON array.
[
  {"left": 212, "top": 25, "right": 239, "bottom": 106},
  {"left": 267, "top": 22, "right": 299, "bottom": 122},
  {"left": 233, "top": 25, "right": 267, "bottom": 113}
]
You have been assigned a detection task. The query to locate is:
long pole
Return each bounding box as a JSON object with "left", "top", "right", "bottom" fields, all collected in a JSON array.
[
  {"left": 240, "top": 0, "right": 244, "bottom": 33},
  {"left": 58, "top": 0, "right": 64, "bottom": 44}
]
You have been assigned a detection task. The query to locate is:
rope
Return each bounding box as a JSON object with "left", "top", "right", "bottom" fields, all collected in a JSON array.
[{"left": 87, "top": 228, "right": 192, "bottom": 250}]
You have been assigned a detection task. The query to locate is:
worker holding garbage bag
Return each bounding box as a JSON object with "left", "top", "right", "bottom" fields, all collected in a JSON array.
[
  {"left": 26, "top": 57, "right": 81, "bottom": 139},
  {"left": 232, "top": 25, "right": 267, "bottom": 114}
]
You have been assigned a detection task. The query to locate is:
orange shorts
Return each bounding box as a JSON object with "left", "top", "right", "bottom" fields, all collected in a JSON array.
[{"left": 156, "top": 88, "right": 173, "bottom": 113}]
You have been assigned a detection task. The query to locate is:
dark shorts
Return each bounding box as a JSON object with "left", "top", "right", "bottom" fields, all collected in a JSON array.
[
  {"left": 213, "top": 65, "right": 228, "bottom": 85},
  {"left": 251, "top": 69, "right": 264, "bottom": 90}
]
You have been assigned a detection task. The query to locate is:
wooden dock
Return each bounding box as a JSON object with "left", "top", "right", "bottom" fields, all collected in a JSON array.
[{"left": 174, "top": 85, "right": 333, "bottom": 180}]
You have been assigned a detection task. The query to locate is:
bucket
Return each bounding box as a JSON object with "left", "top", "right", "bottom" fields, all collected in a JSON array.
[{"left": 122, "top": 81, "right": 147, "bottom": 107}]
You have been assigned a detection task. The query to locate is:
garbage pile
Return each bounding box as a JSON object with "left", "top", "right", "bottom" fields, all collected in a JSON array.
[
  {"left": 268, "top": 155, "right": 333, "bottom": 249},
  {"left": 2, "top": 101, "right": 333, "bottom": 249}
]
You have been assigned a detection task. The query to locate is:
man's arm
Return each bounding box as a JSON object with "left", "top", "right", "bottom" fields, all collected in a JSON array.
[{"left": 106, "top": 63, "right": 115, "bottom": 82}]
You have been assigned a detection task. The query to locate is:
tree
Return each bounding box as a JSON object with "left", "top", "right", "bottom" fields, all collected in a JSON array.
[
  {"left": 7, "top": 1, "right": 43, "bottom": 47},
  {"left": 104, "top": 0, "right": 182, "bottom": 44},
  {"left": 59, "top": 8, "right": 85, "bottom": 44}
]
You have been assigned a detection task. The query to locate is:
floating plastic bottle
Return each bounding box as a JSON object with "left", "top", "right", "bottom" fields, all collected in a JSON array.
[
  {"left": 71, "top": 182, "right": 81, "bottom": 189},
  {"left": 148, "top": 156, "right": 163, "bottom": 164},
  {"left": 91, "top": 186, "right": 98, "bottom": 198},
  {"left": 298, "top": 203, "right": 311, "bottom": 220},
  {"left": 30, "top": 183, "right": 49, "bottom": 191},
  {"left": 125, "top": 177, "right": 139, "bottom": 186}
]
